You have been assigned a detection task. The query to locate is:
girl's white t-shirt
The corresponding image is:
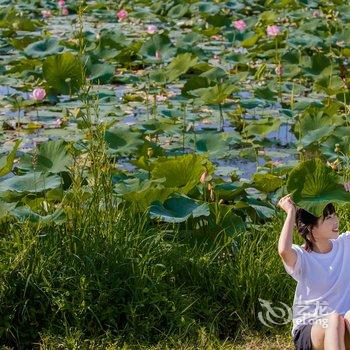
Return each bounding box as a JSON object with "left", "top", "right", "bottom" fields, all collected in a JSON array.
[{"left": 283, "top": 231, "right": 350, "bottom": 337}]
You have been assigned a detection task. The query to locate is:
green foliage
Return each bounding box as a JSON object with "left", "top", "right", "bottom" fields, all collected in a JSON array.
[
  {"left": 1, "top": 198, "right": 315, "bottom": 348},
  {"left": 43, "top": 52, "right": 85, "bottom": 95},
  {"left": 190, "top": 83, "right": 237, "bottom": 104},
  {"left": 104, "top": 127, "right": 144, "bottom": 156},
  {"left": 149, "top": 194, "right": 210, "bottom": 223},
  {"left": 139, "top": 33, "right": 176, "bottom": 62},
  {"left": 151, "top": 154, "right": 215, "bottom": 194},
  {"left": 0, "top": 172, "right": 62, "bottom": 201},
  {"left": 287, "top": 158, "right": 350, "bottom": 216},
  {"left": 0, "top": 139, "right": 21, "bottom": 176},
  {"left": 165, "top": 53, "right": 198, "bottom": 82},
  {"left": 19, "top": 140, "right": 73, "bottom": 174},
  {"left": 24, "top": 38, "right": 64, "bottom": 58}
]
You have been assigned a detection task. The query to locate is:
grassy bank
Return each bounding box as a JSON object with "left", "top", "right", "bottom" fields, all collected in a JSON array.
[
  {"left": 2, "top": 189, "right": 349, "bottom": 349},
  {"left": 1, "top": 113, "right": 349, "bottom": 349}
]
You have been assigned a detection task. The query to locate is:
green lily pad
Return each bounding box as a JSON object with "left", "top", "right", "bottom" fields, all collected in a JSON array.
[
  {"left": 88, "top": 63, "right": 115, "bottom": 84},
  {"left": 19, "top": 140, "right": 73, "bottom": 174},
  {"left": 195, "top": 132, "right": 228, "bottom": 157},
  {"left": 0, "top": 200, "right": 17, "bottom": 223},
  {"left": 149, "top": 194, "right": 210, "bottom": 223},
  {"left": 114, "top": 177, "right": 175, "bottom": 212},
  {"left": 0, "top": 139, "right": 21, "bottom": 176},
  {"left": 191, "top": 83, "right": 237, "bottom": 104},
  {"left": 24, "top": 38, "right": 64, "bottom": 58},
  {"left": 151, "top": 154, "right": 214, "bottom": 194},
  {"left": 10, "top": 206, "right": 66, "bottom": 224},
  {"left": 43, "top": 52, "right": 85, "bottom": 95},
  {"left": 165, "top": 53, "right": 198, "bottom": 82},
  {"left": 251, "top": 173, "right": 283, "bottom": 193},
  {"left": 105, "top": 127, "right": 144, "bottom": 156},
  {"left": 139, "top": 33, "right": 176, "bottom": 62},
  {"left": 0, "top": 172, "right": 62, "bottom": 201},
  {"left": 244, "top": 117, "right": 281, "bottom": 138},
  {"left": 286, "top": 158, "right": 350, "bottom": 216},
  {"left": 167, "top": 4, "right": 189, "bottom": 18}
]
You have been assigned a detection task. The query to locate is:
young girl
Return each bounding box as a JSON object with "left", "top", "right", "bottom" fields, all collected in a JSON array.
[{"left": 278, "top": 182, "right": 350, "bottom": 350}]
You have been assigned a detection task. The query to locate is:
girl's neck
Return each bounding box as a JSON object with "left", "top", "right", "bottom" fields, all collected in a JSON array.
[{"left": 308, "top": 239, "right": 333, "bottom": 254}]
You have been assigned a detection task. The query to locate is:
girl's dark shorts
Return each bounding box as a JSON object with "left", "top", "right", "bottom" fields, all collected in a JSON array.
[{"left": 293, "top": 324, "right": 313, "bottom": 350}]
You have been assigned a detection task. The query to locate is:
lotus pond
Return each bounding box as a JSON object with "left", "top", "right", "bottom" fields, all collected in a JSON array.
[
  {"left": 0, "top": 0, "right": 350, "bottom": 348},
  {"left": 1, "top": 0, "right": 350, "bottom": 225}
]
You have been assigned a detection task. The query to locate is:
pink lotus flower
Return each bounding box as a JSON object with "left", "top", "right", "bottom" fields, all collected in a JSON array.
[
  {"left": 266, "top": 25, "right": 280, "bottom": 37},
  {"left": 54, "top": 118, "right": 62, "bottom": 128},
  {"left": 116, "top": 9, "right": 128, "bottom": 21},
  {"left": 155, "top": 50, "right": 161, "bottom": 60},
  {"left": 233, "top": 19, "right": 247, "bottom": 32},
  {"left": 32, "top": 88, "right": 46, "bottom": 101},
  {"left": 312, "top": 10, "right": 320, "bottom": 18},
  {"left": 57, "top": 0, "right": 65, "bottom": 8},
  {"left": 275, "top": 65, "right": 283, "bottom": 76},
  {"left": 147, "top": 25, "right": 157, "bottom": 34},
  {"left": 41, "top": 10, "right": 52, "bottom": 18},
  {"left": 62, "top": 7, "right": 69, "bottom": 16}
]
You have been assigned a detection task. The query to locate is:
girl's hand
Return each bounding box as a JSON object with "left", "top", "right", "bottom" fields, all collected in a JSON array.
[
  {"left": 278, "top": 194, "right": 296, "bottom": 214},
  {"left": 344, "top": 182, "right": 350, "bottom": 192}
]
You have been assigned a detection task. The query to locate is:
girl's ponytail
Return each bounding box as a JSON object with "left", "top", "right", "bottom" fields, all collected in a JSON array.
[{"left": 298, "top": 222, "right": 314, "bottom": 252}]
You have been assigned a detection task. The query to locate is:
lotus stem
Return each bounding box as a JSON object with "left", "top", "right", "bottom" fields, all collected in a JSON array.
[{"left": 219, "top": 103, "right": 223, "bottom": 132}]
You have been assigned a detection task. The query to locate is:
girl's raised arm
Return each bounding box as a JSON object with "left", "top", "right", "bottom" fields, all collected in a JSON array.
[{"left": 277, "top": 194, "right": 297, "bottom": 269}]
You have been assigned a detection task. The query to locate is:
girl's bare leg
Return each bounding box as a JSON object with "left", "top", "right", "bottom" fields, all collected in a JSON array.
[{"left": 311, "top": 313, "right": 345, "bottom": 350}]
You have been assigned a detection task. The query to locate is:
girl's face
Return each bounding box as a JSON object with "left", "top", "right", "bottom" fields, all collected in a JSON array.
[{"left": 312, "top": 212, "right": 339, "bottom": 239}]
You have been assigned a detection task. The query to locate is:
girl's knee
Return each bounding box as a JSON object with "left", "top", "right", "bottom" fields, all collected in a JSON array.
[{"left": 326, "top": 312, "right": 345, "bottom": 331}]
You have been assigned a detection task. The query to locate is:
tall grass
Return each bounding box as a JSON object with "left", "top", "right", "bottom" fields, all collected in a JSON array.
[
  {"left": 5, "top": 182, "right": 348, "bottom": 349},
  {"left": 1, "top": 184, "right": 349, "bottom": 349}
]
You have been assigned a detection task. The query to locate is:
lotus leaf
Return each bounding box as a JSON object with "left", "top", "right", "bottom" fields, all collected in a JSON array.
[
  {"left": 43, "top": 52, "right": 85, "bottom": 95},
  {"left": 287, "top": 158, "right": 350, "bottom": 216},
  {"left": 149, "top": 195, "right": 210, "bottom": 223}
]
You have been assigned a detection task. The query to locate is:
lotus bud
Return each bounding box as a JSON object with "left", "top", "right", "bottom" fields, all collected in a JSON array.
[
  {"left": 312, "top": 10, "right": 321, "bottom": 18},
  {"left": 147, "top": 25, "right": 157, "bottom": 34},
  {"left": 54, "top": 118, "right": 62, "bottom": 128},
  {"left": 275, "top": 65, "right": 283, "bottom": 76},
  {"left": 147, "top": 147, "right": 154, "bottom": 158},
  {"left": 200, "top": 171, "right": 209, "bottom": 184},
  {"left": 334, "top": 144, "right": 341, "bottom": 153},
  {"left": 327, "top": 160, "right": 339, "bottom": 171},
  {"left": 155, "top": 50, "right": 162, "bottom": 60},
  {"left": 210, "top": 188, "right": 215, "bottom": 201},
  {"left": 116, "top": 9, "right": 128, "bottom": 21},
  {"left": 41, "top": 10, "right": 52, "bottom": 18}
]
